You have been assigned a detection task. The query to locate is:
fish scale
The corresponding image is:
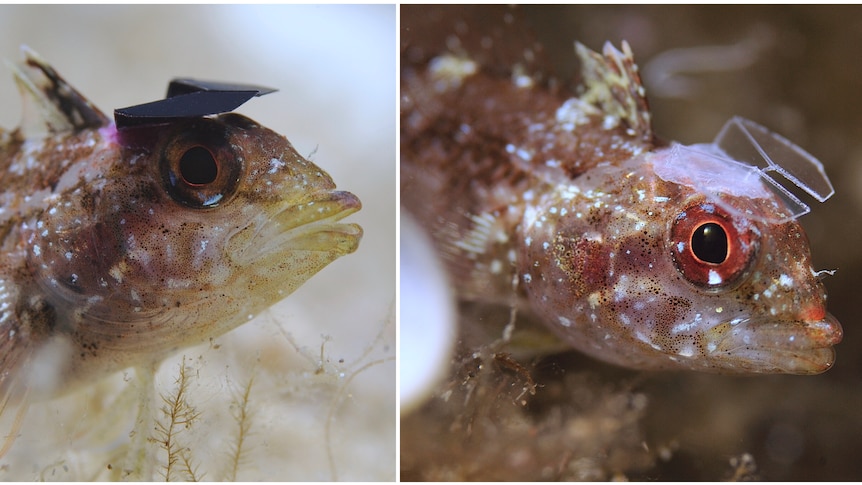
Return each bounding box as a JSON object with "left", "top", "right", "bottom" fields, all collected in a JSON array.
[{"left": 401, "top": 39, "right": 841, "bottom": 375}]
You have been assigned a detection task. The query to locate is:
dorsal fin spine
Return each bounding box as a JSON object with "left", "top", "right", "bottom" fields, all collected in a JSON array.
[
  {"left": 575, "top": 40, "right": 652, "bottom": 141},
  {"left": 8, "top": 45, "right": 109, "bottom": 138}
]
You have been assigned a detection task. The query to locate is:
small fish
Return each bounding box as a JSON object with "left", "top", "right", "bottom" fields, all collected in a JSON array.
[
  {"left": 401, "top": 40, "right": 842, "bottom": 375},
  {"left": 0, "top": 47, "right": 362, "bottom": 417}
]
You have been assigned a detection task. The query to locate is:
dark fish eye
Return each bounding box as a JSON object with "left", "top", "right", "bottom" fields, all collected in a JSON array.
[
  {"left": 179, "top": 146, "right": 219, "bottom": 186},
  {"left": 160, "top": 122, "right": 242, "bottom": 209},
  {"left": 670, "top": 204, "right": 758, "bottom": 288},
  {"left": 691, "top": 222, "right": 728, "bottom": 264}
]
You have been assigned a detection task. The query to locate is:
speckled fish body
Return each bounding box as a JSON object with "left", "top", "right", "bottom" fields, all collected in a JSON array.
[
  {"left": 401, "top": 41, "right": 841, "bottom": 374},
  {"left": 0, "top": 49, "right": 362, "bottom": 403}
]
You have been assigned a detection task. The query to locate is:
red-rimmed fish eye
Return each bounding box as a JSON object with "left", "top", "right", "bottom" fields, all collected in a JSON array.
[
  {"left": 670, "top": 203, "right": 758, "bottom": 288},
  {"left": 160, "top": 124, "right": 242, "bottom": 209}
]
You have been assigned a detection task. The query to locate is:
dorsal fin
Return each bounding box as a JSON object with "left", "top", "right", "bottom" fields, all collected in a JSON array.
[
  {"left": 6, "top": 46, "right": 109, "bottom": 138},
  {"left": 575, "top": 41, "right": 652, "bottom": 141}
]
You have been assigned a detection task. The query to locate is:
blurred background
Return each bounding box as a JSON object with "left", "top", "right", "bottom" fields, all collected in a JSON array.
[
  {"left": 401, "top": 5, "right": 862, "bottom": 481},
  {"left": 0, "top": 5, "right": 394, "bottom": 480}
]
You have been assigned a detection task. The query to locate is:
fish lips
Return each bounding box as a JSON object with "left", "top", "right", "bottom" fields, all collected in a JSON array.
[
  {"left": 272, "top": 190, "right": 363, "bottom": 253},
  {"left": 232, "top": 190, "right": 363, "bottom": 264},
  {"left": 706, "top": 312, "right": 843, "bottom": 375}
]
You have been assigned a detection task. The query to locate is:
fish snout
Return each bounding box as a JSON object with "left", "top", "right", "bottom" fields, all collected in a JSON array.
[{"left": 707, "top": 311, "right": 843, "bottom": 375}]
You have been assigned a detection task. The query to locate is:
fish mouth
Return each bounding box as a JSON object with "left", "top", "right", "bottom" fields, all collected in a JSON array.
[
  {"left": 270, "top": 190, "right": 362, "bottom": 252},
  {"left": 705, "top": 313, "right": 843, "bottom": 375},
  {"left": 232, "top": 190, "right": 363, "bottom": 264}
]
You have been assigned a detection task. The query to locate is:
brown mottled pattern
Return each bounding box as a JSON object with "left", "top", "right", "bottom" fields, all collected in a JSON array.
[
  {"left": 402, "top": 61, "right": 646, "bottom": 301},
  {"left": 402, "top": 30, "right": 841, "bottom": 374},
  {"left": 0, "top": 53, "right": 363, "bottom": 409}
]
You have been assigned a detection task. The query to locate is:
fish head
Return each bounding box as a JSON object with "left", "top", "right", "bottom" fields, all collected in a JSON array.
[
  {"left": 27, "top": 113, "right": 361, "bottom": 363},
  {"left": 519, "top": 144, "right": 841, "bottom": 375},
  {"left": 653, "top": 194, "right": 840, "bottom": 374}
]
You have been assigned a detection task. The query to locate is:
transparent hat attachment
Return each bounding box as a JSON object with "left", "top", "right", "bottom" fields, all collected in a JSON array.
[{"left": 665, "top": 117, "right": 834, "bottom": 224}]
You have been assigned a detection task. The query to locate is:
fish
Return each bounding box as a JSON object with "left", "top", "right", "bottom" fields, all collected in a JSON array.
[
  {"left": 0, "top": 47, "right": 362, "bottom": 422},
  {"left": 401, "top": 39, "right": 842, "bottom": 375}
]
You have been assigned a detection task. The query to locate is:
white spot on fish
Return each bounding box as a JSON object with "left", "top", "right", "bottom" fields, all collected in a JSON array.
[
  {"left": 678, "top": 346, "right": 694, "bottom": 357},
  {"left": 588, "top": 291, "right": 601, "bottom": 309},
  {"left": 428, "top": 54, "right": 477, "bottom": 89},
  {"left": 268, "top": 158, "right": 286, "bottom": 174},
  {"left": 708, "top": 270, "right": 722, "bottom": 285},
  {"left": 516, "top": 148, "right": 532, "bottom": 161},
  {"left": 672, "top": 321, "right": 697, "bottom": 334}
]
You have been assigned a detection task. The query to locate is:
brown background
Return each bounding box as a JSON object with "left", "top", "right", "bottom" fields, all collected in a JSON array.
[{"left": 401, "top": 5, "right": 862, "bottom": 481}]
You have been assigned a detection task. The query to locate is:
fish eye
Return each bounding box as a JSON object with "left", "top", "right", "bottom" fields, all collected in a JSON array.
[
  {"left": 691, "top": 222, "right": 728, "bottom": 264},
  {"left": 160, "top": 123, "right": 242, "bottom": 209},
  {"left": 179, "top": 146, "right": 219, "bottom": 186},
  {"left": 670, "top": 204, "right": 758, "bottom": 288}
]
